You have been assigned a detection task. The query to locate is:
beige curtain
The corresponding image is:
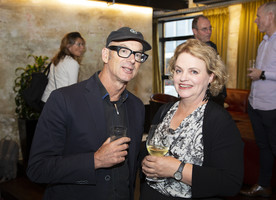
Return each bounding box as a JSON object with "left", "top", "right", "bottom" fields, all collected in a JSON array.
[
  {"left": 237, "top": 0, "right": 269, "bottom": 89},
  {"left": 152, "top": 19, "right": 163, "bottom": 93},
  {"left": 203, "top": 7, "right": 229, "bottom": 64}
]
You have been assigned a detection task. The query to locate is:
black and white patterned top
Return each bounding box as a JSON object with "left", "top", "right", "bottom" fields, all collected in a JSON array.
[{"left": 148, "top": 101, "right": 206, "bottom": 198}]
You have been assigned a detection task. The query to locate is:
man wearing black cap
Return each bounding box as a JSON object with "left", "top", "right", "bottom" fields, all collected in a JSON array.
[{"left": 27, "top": 27, "right": 151, "bottom": 200}]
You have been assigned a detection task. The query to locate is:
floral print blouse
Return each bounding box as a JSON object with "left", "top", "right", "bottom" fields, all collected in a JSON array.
[{"left": 148, "top": 101, "right": 206, "bottom": 198}]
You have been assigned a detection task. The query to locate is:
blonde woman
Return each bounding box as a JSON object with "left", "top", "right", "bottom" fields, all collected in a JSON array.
[{"left": 140, "top": 39, "right": 243, "bottom": 200}]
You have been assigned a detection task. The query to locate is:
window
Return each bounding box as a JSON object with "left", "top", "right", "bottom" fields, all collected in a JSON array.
[{"left": 158, "top": 18, "right": 194, "bottom": 97}]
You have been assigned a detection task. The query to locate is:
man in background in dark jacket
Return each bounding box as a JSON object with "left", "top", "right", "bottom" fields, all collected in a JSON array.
[{"left": 192, "top": 15, "right": 227, "bottom": 107}]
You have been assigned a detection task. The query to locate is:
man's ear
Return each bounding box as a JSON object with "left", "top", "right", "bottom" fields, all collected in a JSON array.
[
  {"left": 102, "top": 48, "right": 109, "bottom": 63},
  {"left": 192, "top": 28, "right": 197, "bottom": 36},
  {"left": 268, "top": 11, "right": 275, "bottom": 23}
]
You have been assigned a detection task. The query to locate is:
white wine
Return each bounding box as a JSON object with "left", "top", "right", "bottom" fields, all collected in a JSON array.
[{"left": 147, "top": 145, "right": 168, "bottom": 156}]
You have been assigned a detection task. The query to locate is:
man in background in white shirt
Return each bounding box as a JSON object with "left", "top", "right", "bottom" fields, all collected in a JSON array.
[{"left": 240, "top": 2, "right": 276, "bottom": 197}]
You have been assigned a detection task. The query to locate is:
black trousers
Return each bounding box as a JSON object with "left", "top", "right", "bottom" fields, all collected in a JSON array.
[
  {"left": 139, "top": 182, "right": 185, "bottom": 200},
  {"left": 248, "top": 103, "right": 276, "bottom": 187},
  {"left": 139, "top": 182, "right": 222, "bottom": 200}
]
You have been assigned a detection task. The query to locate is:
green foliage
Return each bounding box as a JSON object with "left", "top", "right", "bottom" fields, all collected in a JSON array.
[{"left": 13, "top": 55, "right": 49, "bottom": 120}]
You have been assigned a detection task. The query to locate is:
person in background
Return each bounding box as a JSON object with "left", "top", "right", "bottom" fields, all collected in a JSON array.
[
  {"left": 27, "top": 27, "right": 151, "bottom": 200},
  {"left": 140, "top": 39, "right": 243, "bottom": 200},
  {"left": 240, "top": 2, "right": 276, "bottom": 198},
  {"left": 41, "top": 32, "right": 86, "bottom": 103},
  {"left": 192, "top": 15, "right": 217, "bottom": 51},
  {"left": 192, "top": 15, "right": 227, "bottom": 107}
]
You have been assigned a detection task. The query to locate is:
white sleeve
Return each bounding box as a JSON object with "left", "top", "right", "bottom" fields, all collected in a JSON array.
[{"left": 65, "top": 60, "right": 79, "bottom": 85}]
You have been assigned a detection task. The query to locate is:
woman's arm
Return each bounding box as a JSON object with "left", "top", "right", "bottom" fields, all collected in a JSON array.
[{"left": 192, "top": 104, "right": 244, "bottom": 198}]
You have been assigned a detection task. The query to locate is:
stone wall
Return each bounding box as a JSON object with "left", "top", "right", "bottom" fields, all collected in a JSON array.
[{"left": 0, "top": 0, "right": 152, "bottom": 158}]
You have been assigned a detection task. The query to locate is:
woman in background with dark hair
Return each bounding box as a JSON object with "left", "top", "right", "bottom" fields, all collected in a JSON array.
[{"left": 42, "top": 32, "right": 86, "bottom": 103}]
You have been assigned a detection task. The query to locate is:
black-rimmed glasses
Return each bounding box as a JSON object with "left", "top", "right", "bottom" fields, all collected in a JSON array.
[
  {"left": 197, "top": 26, "right": 213, "bottom": 33},
  {"left": 107, "top": 45, "right": 148, "bottom": 63}
]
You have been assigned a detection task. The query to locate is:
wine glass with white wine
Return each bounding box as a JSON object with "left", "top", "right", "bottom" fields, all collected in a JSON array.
[{"left": 146, "top": 124, "right": 169, "bottom": 182}]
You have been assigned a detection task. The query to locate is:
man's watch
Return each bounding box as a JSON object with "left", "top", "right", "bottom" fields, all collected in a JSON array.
[
  {"left": 173, "top": 162, "right": 185, "bottom": 181},
  {"left": 260, "top": 71, "right": 266, "bottom": 80}
]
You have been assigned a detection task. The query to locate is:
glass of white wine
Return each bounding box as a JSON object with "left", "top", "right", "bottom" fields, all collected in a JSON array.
[
  {"left": 146, "top": 124, "right": 169, "bottom": 182},
  {"left": 249, "top": 59, "right": 256, "bottom": 69}
]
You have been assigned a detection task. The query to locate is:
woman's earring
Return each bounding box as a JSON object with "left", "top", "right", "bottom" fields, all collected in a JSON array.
[{"left": 203, "top": 83, "right": 211, "bottom": 102}]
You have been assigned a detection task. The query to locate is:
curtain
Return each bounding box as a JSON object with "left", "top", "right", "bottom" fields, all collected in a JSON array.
[
  {"left": 203, "top": 7, "right": 229, "bottom": 64},
  {"left": 237, "top": 0, "right": 269, "bottom": 89},
  {"left": 152, "top": 19, "right": 163, "bottom": 94}
]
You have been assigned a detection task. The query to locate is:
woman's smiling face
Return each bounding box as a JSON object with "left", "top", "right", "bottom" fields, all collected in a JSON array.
[{"left": 173, "top": 52, "right": 214, "bottom": 103}]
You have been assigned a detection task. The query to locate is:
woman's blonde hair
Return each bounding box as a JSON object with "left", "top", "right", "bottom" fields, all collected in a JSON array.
[{"left": 168, "top": 39, "right": 228, "bottom": 96}]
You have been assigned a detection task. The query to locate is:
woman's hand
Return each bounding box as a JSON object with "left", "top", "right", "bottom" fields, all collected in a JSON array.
[{"left": 142, "top": 155, "right": 180, "bottom": 179}]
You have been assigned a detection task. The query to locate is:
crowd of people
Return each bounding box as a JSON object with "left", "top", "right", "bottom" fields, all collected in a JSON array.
[{"left": 25, "top": 1, "right": 276, "bottom": 199}]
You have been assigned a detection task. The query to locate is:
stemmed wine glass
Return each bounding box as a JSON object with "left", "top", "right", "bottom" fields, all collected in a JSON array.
[
  {"left": 146, "top": 124, "right": 169, "bottom": 182},
  {"left": 249, "top": 59, "right": 256, "bottom": 69}
]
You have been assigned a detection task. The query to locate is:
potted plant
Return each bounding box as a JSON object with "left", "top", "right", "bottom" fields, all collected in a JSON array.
[{"left": 13, "top": 55, "right": 49, "bottom": 163}]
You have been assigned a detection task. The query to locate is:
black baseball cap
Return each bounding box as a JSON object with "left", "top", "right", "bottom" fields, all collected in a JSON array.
[{"left": 106, "top": 27, "right": 151, "bottom": 51}]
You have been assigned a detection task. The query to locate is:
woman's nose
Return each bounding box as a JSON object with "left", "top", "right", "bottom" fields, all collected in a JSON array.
[{"left": 180, "top": 72, "right": 188, "bottom": 81}]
